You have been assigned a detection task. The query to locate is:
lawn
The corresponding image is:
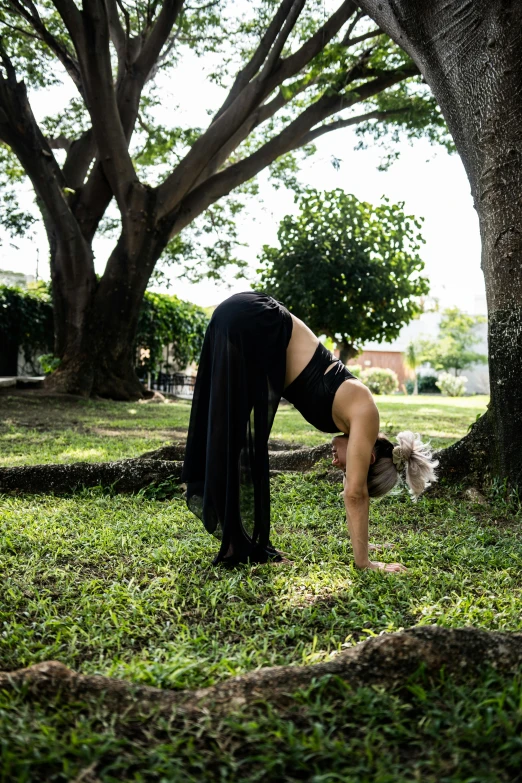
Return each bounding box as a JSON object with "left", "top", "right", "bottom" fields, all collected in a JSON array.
[
  {"left": 1, "top": 391, "right": 522, "bottom": 782},
  {"left": 0, "top": 391, "right": 489, "bottom": 465}
]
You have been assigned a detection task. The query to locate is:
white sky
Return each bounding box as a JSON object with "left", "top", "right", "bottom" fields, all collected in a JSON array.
[{"left": 1, "top": 37, "right": 486, "bottom": 316}]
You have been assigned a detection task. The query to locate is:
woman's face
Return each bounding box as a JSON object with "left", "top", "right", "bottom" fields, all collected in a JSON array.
[
  {"left": 331, "top": 435, "right": 348, "bottom": 469},
  {"left": 331, "top": 434, "right": 377, "bottom": 472}
]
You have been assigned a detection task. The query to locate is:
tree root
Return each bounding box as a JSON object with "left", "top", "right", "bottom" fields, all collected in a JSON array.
[
  {"left": 1, "top": 418, "right": 496, "bottom": 496},
  {"left": 1, "top": 627, "right": 521, "bottom": 717},
  {"left": 0, "top": 459, "right": 183, "bottom": 495},
  {"left": 434, "top": 411, "right": 493, "bottom": 484},
  {"left": 139, "top": 440, "right": 331, "bottom": 469},
  {"left": 0, "top": 443, "right": 335, "bottom": 495}
]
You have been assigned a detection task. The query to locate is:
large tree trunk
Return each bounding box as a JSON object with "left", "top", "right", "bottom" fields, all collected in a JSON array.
[
  {"left": 45, "top": 194, "right": 169, "bottom": 400},
  {"left": 357, "top": 0, "right": 522, "bottom": 489},
  {"left": 45, "top": 260, "right": 148, "bottom": 400}
]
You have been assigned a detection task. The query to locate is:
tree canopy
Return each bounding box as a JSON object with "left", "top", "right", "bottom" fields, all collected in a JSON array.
[
  {"left": 0, "top": 0, "right": 451, "bottom": 398},
  {"left": 257, "top": 187, "right": 429, "bottom": 361}
]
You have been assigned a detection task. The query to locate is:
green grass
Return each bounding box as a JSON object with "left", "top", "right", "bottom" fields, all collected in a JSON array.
[
  {"left": 2, "top": 667, "right": 522, "bottom": 782},
  {"left": 0, "top": 392, "right": 489, "bottom": 465},
  {"left": 2, "top": 392, "right": 522, "bottom": 781}
]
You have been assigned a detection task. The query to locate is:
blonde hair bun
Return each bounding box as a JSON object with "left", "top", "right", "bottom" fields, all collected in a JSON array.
[{"left": 395, "top": 430, "right": 439, "bottom": 500}]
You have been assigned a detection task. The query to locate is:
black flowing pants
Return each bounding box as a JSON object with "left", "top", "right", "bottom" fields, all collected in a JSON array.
[{"left": 182, "top": 292, "right": 293, "bottom": 564}]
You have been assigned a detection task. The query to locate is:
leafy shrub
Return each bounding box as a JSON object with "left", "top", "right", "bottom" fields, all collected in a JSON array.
[
  {"left": 347, "top": 363, "right": 362, "bottom": 378},
  {"left": 418, "top": 374, "right": 440, "bottom": 394},
  {"left": 136, "top": 292, "right": 209, "bottom": 374},
  {"left": 0, "top": 284, "right": 53, "bottom": 372},
  {"left": 0, "top": 284, "right": 208, "bottom": 377},
  {"left": 436, "top": 372, "right": 468, "bottom": 397},
  {"left": 360, "top": 367, "right": 399, "bottom": 395},
  {"left": 405, "top": 379, "right": 415, "bottom": 395},
  {"left": 38, "top": 354, "right": 61, "bottom": 375}
]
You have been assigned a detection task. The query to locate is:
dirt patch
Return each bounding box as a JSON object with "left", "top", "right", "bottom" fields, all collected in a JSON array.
[{"left": 92, "top": 428, "right": 187, "bottom": 439}]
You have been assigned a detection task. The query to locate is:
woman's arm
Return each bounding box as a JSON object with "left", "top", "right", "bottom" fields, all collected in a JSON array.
[
  {"left": 342, "top": 409, "right": 376, "bottom": 568},
  {"left": 342, "top": 394, "right": 406, "bottom": 573}
]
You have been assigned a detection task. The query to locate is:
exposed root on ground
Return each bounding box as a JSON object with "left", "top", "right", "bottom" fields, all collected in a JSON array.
[
  {"left": 0, "top": 412, "right": 498, "bottom": 495},
  {"left": 433, "top": 411, "right": 493, "bottom": 485},
  {"left": 1, "top": 627, "right": 521, "bottom": 716},
  {"left": 0, "top": 459, "right": 183, "bottom": 494},
  {"left": 0, "top": 443, "right": 335, "bottom": 494}
]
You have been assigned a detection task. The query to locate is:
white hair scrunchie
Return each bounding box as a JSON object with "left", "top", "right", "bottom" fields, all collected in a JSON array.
[{"left": 392, "top": 445, "right": 405, "bottom": 472}]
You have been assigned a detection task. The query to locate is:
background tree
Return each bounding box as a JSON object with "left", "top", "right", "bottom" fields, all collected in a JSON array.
[
  {"left": 422, "top": 307, "right": 487, "bottom": 377},
  {"left": 404, "top": 340, "right": 421, "bottom": 394},
  {"left": 0, "top": 0, "right": 451, "bottom": 399},
  {"left": 356, "top": 0, "right": 521, "bottom": 486},
  {"left": 257, "top": 188, "right": 429, "bottom": 362}
]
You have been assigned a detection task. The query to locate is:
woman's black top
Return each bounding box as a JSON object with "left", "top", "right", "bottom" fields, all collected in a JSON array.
[
  {"left": 182, "top": 291, "right": 353, "bottom": 566},
  {"left": 284, "top": 342, "right": 355, "bottom": 432}
]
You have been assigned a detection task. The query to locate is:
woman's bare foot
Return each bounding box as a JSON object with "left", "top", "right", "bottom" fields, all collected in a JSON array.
[{"left": 368, "top": 542, "right": 393, "bottom": 552}]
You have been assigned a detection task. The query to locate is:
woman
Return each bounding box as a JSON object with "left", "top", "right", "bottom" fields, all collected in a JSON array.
[{"left": 182, "top": 291, "right": 438, "bottom": 570}]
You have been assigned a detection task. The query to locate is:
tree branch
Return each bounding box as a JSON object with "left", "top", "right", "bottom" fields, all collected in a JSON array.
[
  {"left": 47, "top": 135, "right": 73, "bottom": 151},
  {"left": 6, "top": 0, "right": 83, "bottom": 92},
  {"left": 70, "top": 0, "right": 137, "bottom": 210},
  {"left": 105, "top": 0, "right": 127, "bottom": 75},
  {"left": 156, "top": 0, "right": 356, "bottom": 219},
  {"left": 134, "top": 0, "right": 185, "bottom": 80},
  {"left": 355, "top": 1, "right": 415, "bottom": 59},
  {"left": 146, "top": 5, "right": 185, "bottom": 83},
  {"left": 214, "top": 0, "right": 300, "bottom": 122},
  {"left": 341, "top": 9, "right": 364, "bottom": 44},
  {"left": 167, "top": 65, "right": 418, "bottom": 236},
  {"left": 344, "top": 27, "right": 383, "bottom": 47},
  {"left": 257, "top": 0, "right": 307, "bottom": 83},
  {"left": 297, "top": 106, "right": 410, "bottom": 147},
  {"left": 0, "top": 16, "right": 41, "bottom": 41},
  {"left": 50, "top": 0, "right": 84, "bottom": 39},
  {"left": 274, "top": 0, "right": 356, "bottom": 86},
  {"left": 62, "top": 129, "right": 97, "bottom": 190},
  {"left": 0, "top": 43, "right": 92, "bottom": 282}
]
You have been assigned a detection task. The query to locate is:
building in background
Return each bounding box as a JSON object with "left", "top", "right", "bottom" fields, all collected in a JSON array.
[
  {"left": 344, "top": 306, "right": 489, "bottom": 395},
  {"left": 0, "top": 269, "right": 35, "bottom": 288}
]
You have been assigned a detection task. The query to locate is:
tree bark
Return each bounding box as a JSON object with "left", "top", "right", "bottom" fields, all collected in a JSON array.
[
  {"left": 46, "top": 190, "right": 170, "bottom": 400},
  {"left": 356, "top": 0, "right": 522, "bottom": 490},
  {"left": 0, "top": 459, "right": 183, "bottom": 495},
  {"left": 338, "top": 339, "right": 357, "bottom": 365},
  {"left": 1, "top": 627, "right": 521, "bottom": 717}
]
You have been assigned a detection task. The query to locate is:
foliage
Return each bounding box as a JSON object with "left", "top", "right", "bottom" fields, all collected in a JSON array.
[
  {"left": 0, "top": 283, "right": 53, "bottom": 367},
  {"left": 360, "top": 366, "right": 399, "bottom": 395},
  {"left": 37, "top": 353, "right": 61, "bottom": 375},
  {"left": 347, "top": 363, "right": 362, "bottom": 378},
  {"left": 406, "top": 374, "right": 440, "bottom": 395},
  {"left": 136, "top": 292, "right": 209, "bottom": 374},
  {"left": 0, "top": 284, "right": 207, "bottom": 376},
  {"left": 418, "top": 374, "right": 440, "bottom": 394},
  {"left": 404, "top": 339, "right": 426, "bottom": 394},
  {"left": 436, "top": 371, "right": 468, "bottom": 397},
  {"left": 422, "top": 307, "right": 487, "bottom": 376},
  {"left": 257, "top": 189, "right": 429, "bottom": 355}
]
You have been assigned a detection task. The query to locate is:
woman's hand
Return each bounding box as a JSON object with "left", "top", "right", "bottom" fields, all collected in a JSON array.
[{"left": 356, "top": 560, "right": 407, "bottom": 573}]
